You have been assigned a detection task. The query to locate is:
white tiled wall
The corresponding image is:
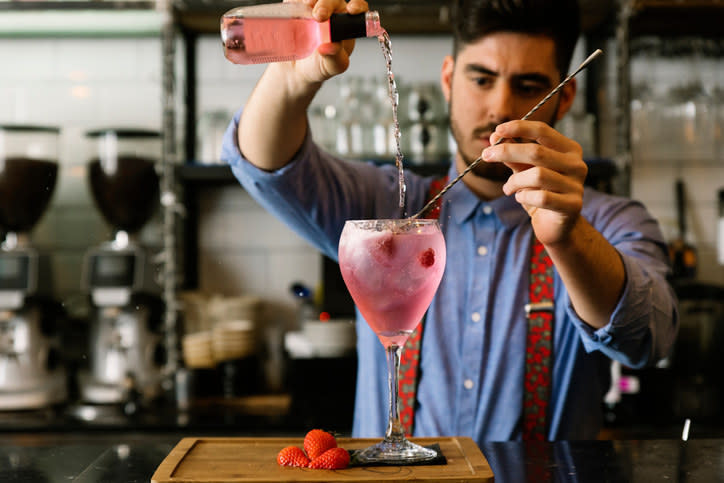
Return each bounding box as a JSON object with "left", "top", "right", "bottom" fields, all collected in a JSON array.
[{"left": 1, "top": 31, "right": 722, "bottom": 330}]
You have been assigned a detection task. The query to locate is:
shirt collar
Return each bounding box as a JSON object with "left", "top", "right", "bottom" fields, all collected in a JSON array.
[{"left": 444, "top": 163, "right": 528, "bottom": 228}]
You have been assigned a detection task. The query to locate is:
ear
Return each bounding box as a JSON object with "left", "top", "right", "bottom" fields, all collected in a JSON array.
[
  {"left": 555, "top": 77, "right": 577, "bottom": 121},
  {"left": 440, "top": 55, "right": 455, "bottom": 103}
]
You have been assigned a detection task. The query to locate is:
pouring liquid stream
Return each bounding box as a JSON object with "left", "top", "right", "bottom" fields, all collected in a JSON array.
[{"left": 377, "top": 31, "right": 406, "bottom": 215}]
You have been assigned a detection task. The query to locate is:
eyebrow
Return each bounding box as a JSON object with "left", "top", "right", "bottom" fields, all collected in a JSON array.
[{"left": 464, "top": 63, "right": 553, "bottom": 87}]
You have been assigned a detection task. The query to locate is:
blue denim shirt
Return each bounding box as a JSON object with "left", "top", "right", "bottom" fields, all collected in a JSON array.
[{"left": 222, "top": 110, "right": 678, "bottom": 442}]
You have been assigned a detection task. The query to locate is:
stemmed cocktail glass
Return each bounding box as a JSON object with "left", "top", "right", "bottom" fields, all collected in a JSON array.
[{"left": 338, "top": 219, "right": 446, "bottom": 463}]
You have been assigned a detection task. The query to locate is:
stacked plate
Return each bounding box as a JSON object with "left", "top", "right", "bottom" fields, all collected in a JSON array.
[
  {"left": 180, "top": 292, "right": 263, "bottom": 336},
  {"left": 211, "top": 319, "right": 257, "bottom": 363},
  {"left": 179, "top": 291, "right": 213, "bottom": 335},
  {"left": 182, "top": 331, "right": 214, "bottom": 369},
  {"left": 208, "top": 295, "right": 263, "bottom": 327},
  {"left": 302, "top": 319, "right": 356, "bottom": 357}
]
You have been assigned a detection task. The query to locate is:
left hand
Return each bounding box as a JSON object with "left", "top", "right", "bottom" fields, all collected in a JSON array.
[{"left": 482, "top": 120, "right": 588, "bottom": 246}]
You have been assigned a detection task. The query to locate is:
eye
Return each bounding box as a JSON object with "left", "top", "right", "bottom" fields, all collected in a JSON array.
[
  {"left": 472, "top": 76, "right": 493, "bottom": 88},
  {"left": 513, "top": 80, "right": 548, "bottom": 98}
]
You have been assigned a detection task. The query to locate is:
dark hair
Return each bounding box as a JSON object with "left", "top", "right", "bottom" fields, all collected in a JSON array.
[{"left": 451, "top": 0, "right": 581, "bottom": 77}]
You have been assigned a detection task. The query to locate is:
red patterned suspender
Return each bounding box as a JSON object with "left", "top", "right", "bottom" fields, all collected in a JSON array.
[{"left": 523, "top": 239, "right": 554, "bottom": 440}]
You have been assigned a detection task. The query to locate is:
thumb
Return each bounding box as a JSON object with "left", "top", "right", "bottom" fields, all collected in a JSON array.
[{"left": 317, "top": 41, "right": 353, "bottom": 77}]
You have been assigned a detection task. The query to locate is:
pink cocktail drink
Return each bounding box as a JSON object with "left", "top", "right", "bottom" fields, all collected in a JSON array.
[
  {"left": 338, "top": 219, "right": 445, "bottom": 463},
  {"left": 339, "top": 220, "right": 445, "bottom": 348}
]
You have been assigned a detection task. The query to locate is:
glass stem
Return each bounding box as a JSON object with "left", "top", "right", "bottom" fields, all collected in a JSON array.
[{"left": 384, "top": 344, "right": 406, "bottom": 443}]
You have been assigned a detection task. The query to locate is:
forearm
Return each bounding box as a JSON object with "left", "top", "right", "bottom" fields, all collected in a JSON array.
[
  {"left": 238, "top": 63, "right": 323, "bottom": 171},
  {"left": 545, "top": 215, "right": 625, "bottom": 329}
]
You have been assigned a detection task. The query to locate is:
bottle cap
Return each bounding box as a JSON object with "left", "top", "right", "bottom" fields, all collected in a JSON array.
[{"left": 329, "top": 12, "right": 367, "bottom": 42}]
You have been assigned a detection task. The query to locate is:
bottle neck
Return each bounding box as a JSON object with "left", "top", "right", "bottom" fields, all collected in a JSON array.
[
  {"left": 364, "top": 11, "right": 385, "bottom": 37},
  {"left": 329, "top": 11, "right": 384, "bottom": 42}
]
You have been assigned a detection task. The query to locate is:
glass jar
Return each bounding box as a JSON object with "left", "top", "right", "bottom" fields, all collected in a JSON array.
[{"left": 0, "top": 125, "right": 60, "bottom": 236}]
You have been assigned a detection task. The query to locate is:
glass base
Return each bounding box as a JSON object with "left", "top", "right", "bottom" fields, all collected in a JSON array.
[{"left": 354, "top": 437, "right": 438, "bottom": 464}]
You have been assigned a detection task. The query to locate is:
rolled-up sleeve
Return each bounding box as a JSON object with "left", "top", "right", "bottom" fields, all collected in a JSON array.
[{"left": 566, "top": 193, "right": 678, "bottom": 368}]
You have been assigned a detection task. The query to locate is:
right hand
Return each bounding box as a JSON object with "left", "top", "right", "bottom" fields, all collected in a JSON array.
[{"left": 286, "top": 0, "right": 370, "bottom": 83}]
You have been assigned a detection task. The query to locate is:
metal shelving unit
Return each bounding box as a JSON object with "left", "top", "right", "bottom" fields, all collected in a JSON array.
[
  {"left": 614, "top": 0, "right": 724, "bottom": 195},
  {"left": 0, "top": 0, "right": 183, "bottom": 386},
  {"left": 159, "top": 0, "right": 182, "bottom": 383}
]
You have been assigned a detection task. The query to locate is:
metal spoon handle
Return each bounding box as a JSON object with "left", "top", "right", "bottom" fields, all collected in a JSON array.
[{"left": 410, "top": 49, "right": 603, "bottom": 220}]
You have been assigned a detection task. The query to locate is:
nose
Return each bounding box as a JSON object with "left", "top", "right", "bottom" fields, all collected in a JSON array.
[{"left": 486, "top": 82, "right": 515, "bottom": 124}]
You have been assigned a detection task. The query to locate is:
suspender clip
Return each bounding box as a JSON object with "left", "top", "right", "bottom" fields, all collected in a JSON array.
[{"left": 525, "top": 301, "right": 554, "bottom": 317}]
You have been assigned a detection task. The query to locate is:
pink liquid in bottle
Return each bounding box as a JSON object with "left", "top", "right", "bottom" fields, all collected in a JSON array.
[
  {"left": 223, "top": 16, "right": 323, "bottom": 65},
  {"left": 221, "top": 3, "right": 384, "bottom": 65},
  {"left": 339, "top": 221, "right": 446, "bottom": 348}
]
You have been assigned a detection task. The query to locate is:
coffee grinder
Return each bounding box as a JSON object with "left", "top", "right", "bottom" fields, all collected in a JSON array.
[
  {"left": 77, "top": 129, "right": 165, "bottom": 411},
  {"left": 0, "top": 125, "right": 67, "bottom": 410}
]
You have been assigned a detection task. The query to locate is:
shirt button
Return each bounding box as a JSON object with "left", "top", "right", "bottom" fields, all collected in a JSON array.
[
  {"left": 483, "top": 205, "right": 493, "bottom": 215},
  {"left": 477, "top": 245, "right": 488, "bottom": 256},
  {"left": 464, "top": 379, "right": 474, "bottom": 390},
  {"left": 471, "top": 312, "right": 481, "bottom": 323}
]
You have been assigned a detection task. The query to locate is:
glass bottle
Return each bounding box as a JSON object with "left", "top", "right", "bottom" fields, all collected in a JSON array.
[{"left": 221, "top": 2, "right": 384, "bottom": 65}]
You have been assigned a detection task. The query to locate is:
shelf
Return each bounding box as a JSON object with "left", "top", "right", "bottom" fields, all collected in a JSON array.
[
  {"left": 0, "top": 2, "right": 163, "bottom": 37},
  {"left": 0, "top": 1, "right": 156, "bottom": 10},
  {"left": 177, "top": 159, "right": 619, "bottom": 187},
  {"left": 174, "top": 0, "right": 451, "bottom": 35},
  {"left": 174, "top": 0, "right": 615, "bottom": 35},
  {"left": 628, "top": 0, "right": 724, "bottom": 37},
  {"left": 177, "top": 163, "right": 235, "bottom": 185},
  {"left": 633, "top": 0, "right": 724, "bottom": 7},
  {"left": 176, "top": 160, "right": 451, "bottom": 186}
]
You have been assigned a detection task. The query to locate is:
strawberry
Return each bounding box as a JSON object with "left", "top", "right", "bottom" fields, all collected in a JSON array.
[
  {"left": 308, "top": 447, "right": 350, "bottom": 469},
  {"left": 303, "top": 429, "right": 337, "bottom": 460},
  {"left": 276, "top": 446, "right": 310, "bottom": 467}
]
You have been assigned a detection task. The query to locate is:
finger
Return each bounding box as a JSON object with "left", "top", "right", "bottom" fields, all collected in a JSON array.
[
  {"left": 502, "top": 161, "right": 532, "bottom": 174},
  {"left": 503, "top": 166, "right": 584, "bottom": 198},
  {"left": 310, "top": 0, "right": 346, "bottom": 20},
  {"left": 513, "top": 188, "right": 583, "bottom": 214},
  {"left": 317, "top": 41, "right": 343, "bottom": 57},
  {"left": 317, "top": 43, "right": 352, "bottom": 77},
  {"left": 314, "top": 0, "right": 366, "bottom": 54},
  {"left": 340, "top": 38, "right": 357, "bottom": 56},
  {"left": 493, "top": 120, "right": 582, "bottom": 155},
  {"left": 346, "top": 0, "right": 370, "bottom": 14},
  {"left": 317, "top": 35, "right": 356, "bottom": 58},
  {"left": 483, "top": 141, "right": 587, "bottom": 180},
  {"left": 311, "top": 0, "right": 368, "bottom": 19}
]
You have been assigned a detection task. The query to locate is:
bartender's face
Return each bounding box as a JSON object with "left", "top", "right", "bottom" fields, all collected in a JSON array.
[{"left": 440, "top": 32, "right": 574, "bottom": 181}]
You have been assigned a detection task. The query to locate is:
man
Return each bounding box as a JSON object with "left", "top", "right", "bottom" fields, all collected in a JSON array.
[{"left": 221, "top": 0, "right": 678, "bottom": 442}]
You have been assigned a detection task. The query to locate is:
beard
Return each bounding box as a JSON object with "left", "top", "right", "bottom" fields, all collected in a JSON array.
[
  {"left": 447, "top": 90, "right": 560, "bottom": 183},
  {"left": 449, "top": 117, "right": 513, "bottom": 182}
]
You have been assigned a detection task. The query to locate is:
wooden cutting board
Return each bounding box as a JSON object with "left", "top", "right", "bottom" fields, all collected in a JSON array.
[{"left": 151, "top": 436, "right": 493, "bottom": 482}]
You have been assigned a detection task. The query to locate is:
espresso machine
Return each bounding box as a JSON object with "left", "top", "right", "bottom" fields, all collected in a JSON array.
[
  {"left": 0, "top": 125, "right": 67, "bottom": 410},
  {"left": 77, "top": 129, "right": 165, "bottom": 412}
]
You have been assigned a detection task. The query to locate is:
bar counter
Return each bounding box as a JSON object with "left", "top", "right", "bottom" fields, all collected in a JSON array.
[{"left": 1, "top": 431, "right": 723, "bottom": 482}]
